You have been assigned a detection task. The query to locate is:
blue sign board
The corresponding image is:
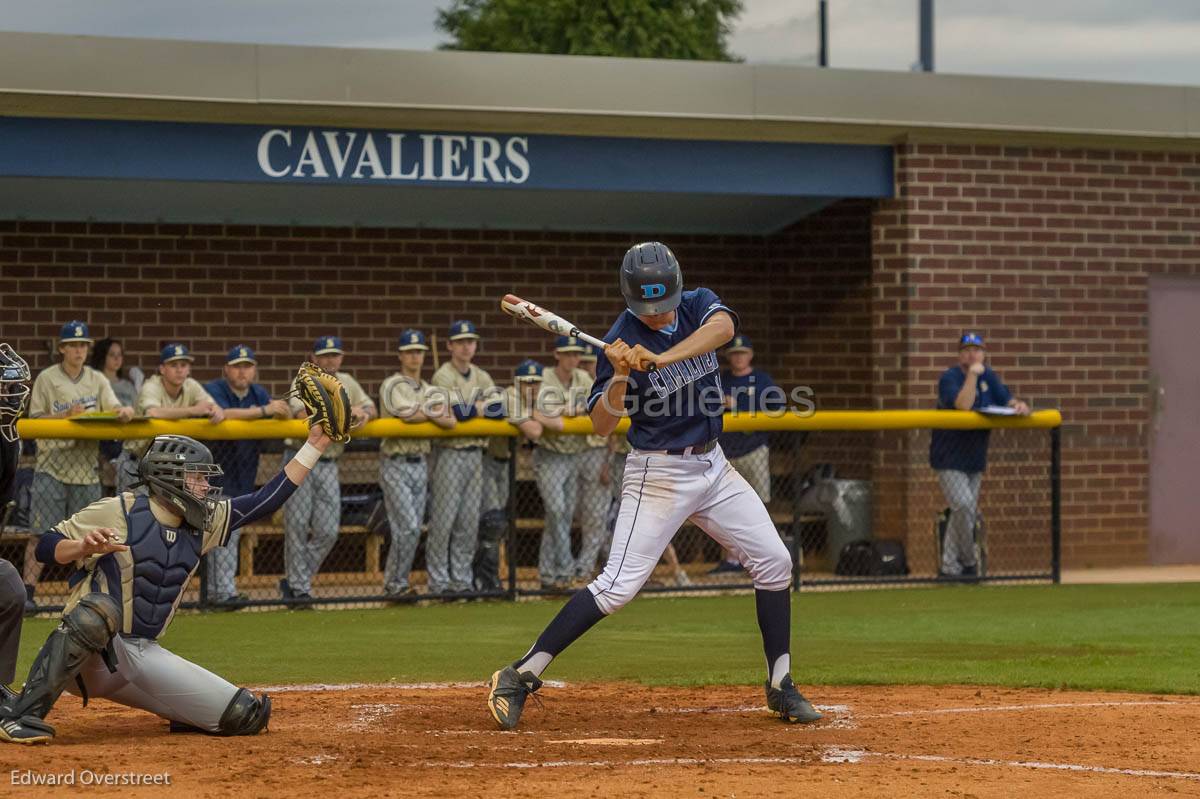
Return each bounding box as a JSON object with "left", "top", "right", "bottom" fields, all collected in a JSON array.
[{"left": 0, "top": 116, "right": 893, "bottom": 197}]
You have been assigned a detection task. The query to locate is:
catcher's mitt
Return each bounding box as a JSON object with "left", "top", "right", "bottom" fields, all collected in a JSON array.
[{"left": 290, "top": 362, "right": 353, "bottom": 443}]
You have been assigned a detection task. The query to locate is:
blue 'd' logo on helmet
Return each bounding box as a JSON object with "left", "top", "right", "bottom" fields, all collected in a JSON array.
[{"left": 641, "top": 283, "right": 666, "bottom": 299}]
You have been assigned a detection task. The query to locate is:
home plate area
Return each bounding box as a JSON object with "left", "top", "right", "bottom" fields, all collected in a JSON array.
[{"left": 5, "top": 683, "right": 1198, "bottom": 797}]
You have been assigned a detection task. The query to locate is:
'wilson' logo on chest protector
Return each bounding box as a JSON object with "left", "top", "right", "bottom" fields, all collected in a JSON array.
[{"left": 647, "top": 352, "right": 719, "bottom": 398}]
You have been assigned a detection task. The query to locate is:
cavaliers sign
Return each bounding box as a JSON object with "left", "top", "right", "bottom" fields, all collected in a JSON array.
[{"left": 256, "top": 129, "right": 530, "bottom": 184}]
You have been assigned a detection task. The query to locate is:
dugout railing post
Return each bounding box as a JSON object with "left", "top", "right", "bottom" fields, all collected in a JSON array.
[
  {"left": 1050, "top": 426, "right": 1062, "bottom": 585},
  {"left": 506, "top": 435, "right": 519, "bottom": 599}
]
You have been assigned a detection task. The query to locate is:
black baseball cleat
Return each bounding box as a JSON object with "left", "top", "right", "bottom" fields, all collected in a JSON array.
[
  {"left": 1, "top": 684, "right": 15, "bottom": 707},
  {"left": 0, "top": 715, "right": 55, "bottom": 745},
  {"left": 765, "top": 675, "right": 823, "bottom": 724},
  {"left": 486, "top": 666, "right": 543, "bottom": 730}
]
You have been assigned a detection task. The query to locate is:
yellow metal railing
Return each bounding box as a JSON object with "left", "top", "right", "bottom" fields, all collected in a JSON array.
[{"left": 16, "top": 409, "right": 1061, "bottom": 440}]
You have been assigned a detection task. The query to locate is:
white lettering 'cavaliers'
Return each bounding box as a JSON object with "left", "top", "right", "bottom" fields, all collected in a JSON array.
[
  {"left": 256, "top": 128, "right": 530, "bottom": 184},
  {"left": 647, "top": 351, "right": 719, "bottom": 399}
]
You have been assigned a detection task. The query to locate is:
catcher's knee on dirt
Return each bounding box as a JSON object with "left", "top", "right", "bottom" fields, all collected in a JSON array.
[
  {"left": 5, "top": 592, "right": 121, "bottom": 722},
  {"left": 217, "top": 688, "right": 271, "bottom": 736}
]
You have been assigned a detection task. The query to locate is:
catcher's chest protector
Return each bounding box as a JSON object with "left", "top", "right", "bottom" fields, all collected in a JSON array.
[{"left": 120, "top": 495, "right": 202, "bottom": 638}]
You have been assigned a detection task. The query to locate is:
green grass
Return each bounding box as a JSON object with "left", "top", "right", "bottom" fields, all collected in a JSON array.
[{"left": 14, "top": 583, "right": 1200, "bottom": 694}]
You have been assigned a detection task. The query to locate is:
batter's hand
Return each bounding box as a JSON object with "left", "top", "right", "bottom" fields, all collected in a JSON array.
[
  {"left": 80, "top": 528, "right": 129, "bottom": 556},
  {"left": 604, "top": 339, "right": 633, "bottom": 376},
  {"left": 620, "top": 344, "right": 660, "bottom": 373}
]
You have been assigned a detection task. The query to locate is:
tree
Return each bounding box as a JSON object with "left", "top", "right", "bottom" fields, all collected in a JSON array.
[{"left": 436, "top": 0, "right": 744, "bottom": 62}]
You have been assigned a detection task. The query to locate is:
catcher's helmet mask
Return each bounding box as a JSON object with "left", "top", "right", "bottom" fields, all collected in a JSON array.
[
  {"left": 134, "top": 435, "right": 224, "bottom": 530},
  {"left": 0, "top": 343, "right": 31, "bottom": 443},
  {"left": 620, "top": 242, "right": 683, "bottom": 316}
]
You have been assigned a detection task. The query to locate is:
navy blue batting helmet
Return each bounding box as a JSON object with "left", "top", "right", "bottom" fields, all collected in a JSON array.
[{"left": 620, "top": 242, "right": 682, "bottom": 316}]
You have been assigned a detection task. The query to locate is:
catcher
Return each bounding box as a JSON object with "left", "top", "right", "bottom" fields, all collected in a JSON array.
[{"left": 0, "top": 363, "right": 353, "bottom": 744}]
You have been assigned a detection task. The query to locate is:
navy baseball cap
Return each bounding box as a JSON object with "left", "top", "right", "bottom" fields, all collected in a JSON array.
[
  {"left": 226, "top": 344, "right": 257, "bottom": 365},
  {"left": 397, "top": 329, "right": 429, "bottom": 352},
  {"left": 449, "top": 320, "right": 480, "bottom": 341},
  {"left": 59, "top": 320, "right": 93, "bottom": 344},
  {"left": 555, "top": 335, "right": 585, "bottom": 353},
  {"left": 725, "top": 335, "right": 753, "bottom": 354},
  {"left": 579, "top": 343, "right": 599, "bottom": 362},
  {"left": 160, "top": 343, "right": 194, "bottom": 364},
  {"left": 515, "top": 359, "right": 544, "bottom": 381},
  {"left": 959, "top": 332, "right": 986, "bottom": 349},
  {"left": 314, "top": 335, "right": 344, "bottom": 355}
]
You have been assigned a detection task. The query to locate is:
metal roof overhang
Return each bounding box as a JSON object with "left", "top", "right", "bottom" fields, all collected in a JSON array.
[{"left": 1, "top": 32, "right": 1196, "bottom": 233}]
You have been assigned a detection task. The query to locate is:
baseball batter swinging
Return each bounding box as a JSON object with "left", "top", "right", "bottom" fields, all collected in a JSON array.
[
  {"left": 487, "top": 242, "right": 822, "bottom": 729},
  {"left": 0, "top": 422, "right": 337, "bottom": 744}
]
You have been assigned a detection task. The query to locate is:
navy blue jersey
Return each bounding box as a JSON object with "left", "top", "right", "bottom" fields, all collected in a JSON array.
[
  {"left": 718, "top": 368, "right": 785, "bottom": 459},
  {"left": 204, "top": 378, "right": 272, "bottom": 494},
  {"left": 929, "top": 364, "right": 1012, "bottom": 473},
  {"left": 587, "top": 288, "right": 738, "bottom": 451}
]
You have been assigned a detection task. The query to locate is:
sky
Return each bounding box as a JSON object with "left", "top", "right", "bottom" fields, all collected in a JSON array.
[{"left": 0, "top": 0, "right": 1197, "bottom": 86}]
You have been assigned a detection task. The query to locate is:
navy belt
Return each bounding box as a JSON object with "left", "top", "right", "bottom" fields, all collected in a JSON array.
[{"left": 639, "top": 439, "right": 718, "bottom": 456}]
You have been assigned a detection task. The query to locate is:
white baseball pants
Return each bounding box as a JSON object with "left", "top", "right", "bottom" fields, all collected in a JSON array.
[{"left": 587, "top": 444, "right": 791, "bottom": 615}]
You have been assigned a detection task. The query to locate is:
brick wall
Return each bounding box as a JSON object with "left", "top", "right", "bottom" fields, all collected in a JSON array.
[
  {"left": 872, "top": 143, "right": 1200, "bottom": 568},
  {"left": 0, "top": 200, "right": 874, "bottom": 409}
]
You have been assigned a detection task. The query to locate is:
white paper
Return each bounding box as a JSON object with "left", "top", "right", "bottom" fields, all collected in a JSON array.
[{"left": 978, "top": 405, "right": 1017, "bottom": 416}]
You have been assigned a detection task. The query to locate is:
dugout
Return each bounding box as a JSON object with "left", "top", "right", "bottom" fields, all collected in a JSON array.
[{"left": 1, "top": 31, "right": 1198, "bottom": 570}]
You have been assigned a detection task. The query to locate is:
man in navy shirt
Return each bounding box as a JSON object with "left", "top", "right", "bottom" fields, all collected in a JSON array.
[
  {"left": 203, "top": 345, "right": 290, "bottom": 607},
  {"left": 930, "top": 332, "right": 1030, "bottom": 578},
  {"left": 486, "top": 242, "right": 821, "bottom": 730},
  {"left": 711, "top": 335, "right": 785, "bottom": 574}
]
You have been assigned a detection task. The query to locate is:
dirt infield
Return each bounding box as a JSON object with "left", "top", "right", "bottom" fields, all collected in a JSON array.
[{"left": 5, "top": 683, "right": 1198, "bottom": 797}]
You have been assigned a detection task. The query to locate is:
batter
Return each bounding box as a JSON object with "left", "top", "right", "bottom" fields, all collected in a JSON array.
[{"left": 486, "top": 242, "right": 821, "bottom": 729}]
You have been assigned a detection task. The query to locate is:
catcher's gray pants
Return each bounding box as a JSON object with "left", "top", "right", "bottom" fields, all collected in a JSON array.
[
  {"left": 427, "top": 447, "right": 482, "bottom": 593},
  {"left": 381, "top": 456, "right": 427, "bottom": 593},
  {"left": 728, "top": 445, "right": 771, "bottom": 504},
  {"left": 0, "top": 559, "right": 23, "bottom": 685},
  {"left": 69, "top": 635, "right": 238, "bottom": 733},
  {"left": 937, "top": 469, "right": 982, "bottom": 574},
  {"left": 573, "top": 447, "right": 612, "bottom": 578},
  {"left": 533, "top": 449, "right": 579, "bottom": 584},
  {"left": 282, "top": 452, "right": 341, "bottom": 595}
]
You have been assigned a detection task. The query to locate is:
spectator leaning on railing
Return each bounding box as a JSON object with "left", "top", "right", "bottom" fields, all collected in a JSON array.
[
  {"left": 930, "top": 332, "right": 1031, "bottom": 579},
  {"left": 89, "top": 337, "right": 144, "bottom": 486},
  {"left": 203, "top": 345, "right": 290, "bottom": 609},
  {"left": 281, "top": 336, "right": 375, "bottom": 603},
  {"left": 23, "top": 321, "right": 133, "bottom": 614},
  {"left": 119, "top": 343, "right": 223, "bottom": 493},
  {"left": 378, "top": 329, "right": 455, "bottom": 600},
  {"left": 427, "top": 320, "right": 496, "bottom": 596},
  {"left": 533, "top": 335, "right": 597, "bottom": 591}
]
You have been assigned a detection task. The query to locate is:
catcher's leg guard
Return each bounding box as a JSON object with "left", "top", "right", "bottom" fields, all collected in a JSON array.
[
  {"left": 2, "top": 593, "right": 121, "bottom": 740},
  {"left": 216, "top": 688, "right": 271, "bottom": 736}
]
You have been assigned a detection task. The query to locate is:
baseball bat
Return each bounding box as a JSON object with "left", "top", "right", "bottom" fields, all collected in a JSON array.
[{"left": 499, "top": 294, "right": 657, "bottom": 372}]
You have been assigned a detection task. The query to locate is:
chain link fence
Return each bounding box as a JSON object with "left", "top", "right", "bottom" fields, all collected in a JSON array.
[{"left": 2, "top": 416, "right": 1060, "bottom": 613}]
